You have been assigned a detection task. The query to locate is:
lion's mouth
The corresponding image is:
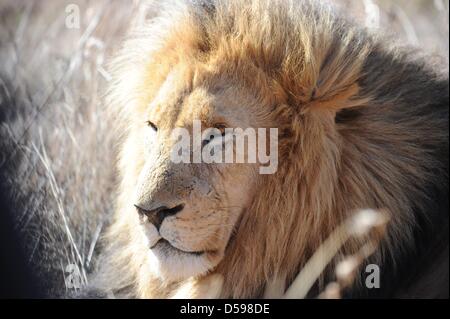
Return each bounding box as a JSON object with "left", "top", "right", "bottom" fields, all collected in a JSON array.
[{"left": 151, "top": 238, "right": 205, "bottom": 256}]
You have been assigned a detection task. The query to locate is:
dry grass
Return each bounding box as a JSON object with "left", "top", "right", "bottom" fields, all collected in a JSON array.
[
  {"left": 0, "top": 0, "right": 448, "bottom": 297},
  {"left": 0, "top": 0, "right": 140, "bottom": 296}
]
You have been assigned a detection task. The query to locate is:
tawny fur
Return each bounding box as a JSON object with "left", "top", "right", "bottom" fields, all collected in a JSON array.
[{"left": 87, "top": 0, "right": 448, "bottom": 298}]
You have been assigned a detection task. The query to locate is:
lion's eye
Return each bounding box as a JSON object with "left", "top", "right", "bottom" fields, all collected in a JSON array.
[
  {"left": 202, "top": 124, "right": 227, "bottom": 147},
  {"left": 146, "top": 120, "right": 158, "bottom": 131},
  {"left": 214, "top": 124, "right": 227, "bottom": 136}
]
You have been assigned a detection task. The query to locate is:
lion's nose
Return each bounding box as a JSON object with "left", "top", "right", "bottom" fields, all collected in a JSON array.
[{"left": 134, "top": 203, "right": 185, "bottom": 230}]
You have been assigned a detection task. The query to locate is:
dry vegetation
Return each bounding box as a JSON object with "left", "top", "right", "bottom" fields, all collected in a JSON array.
[{"left": 0, "top": 0, "right": 448, "bottom": 297}]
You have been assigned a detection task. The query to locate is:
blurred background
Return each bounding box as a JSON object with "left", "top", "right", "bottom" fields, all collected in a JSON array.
[{"left": 0, "top": 0, "right": 448, "bottom": 298}]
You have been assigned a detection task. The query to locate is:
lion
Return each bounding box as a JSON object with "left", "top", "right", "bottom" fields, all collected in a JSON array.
[{"left": 85, "top": 0, "right": 449, "bottom": 298}]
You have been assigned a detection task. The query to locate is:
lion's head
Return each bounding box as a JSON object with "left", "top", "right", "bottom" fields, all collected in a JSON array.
[
  {"left": 132, "top": 65, "right": 271, "bottom": 280},
  {"left": 98, "top": 0, "right": 448, "bottom": 299}
]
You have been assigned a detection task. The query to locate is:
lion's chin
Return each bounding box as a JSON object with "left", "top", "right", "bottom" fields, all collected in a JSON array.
[{"left": 147, "top": 239, "right": 220, "bottom": 281}]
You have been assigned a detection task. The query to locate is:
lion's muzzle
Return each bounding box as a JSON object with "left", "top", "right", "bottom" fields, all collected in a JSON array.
[{"left": 134, "top": 203, "right": 185, "bottom": 230}]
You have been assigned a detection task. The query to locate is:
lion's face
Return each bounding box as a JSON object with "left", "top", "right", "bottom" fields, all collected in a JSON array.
[{"left": 129, "top": 64, "right": 276, "bottom": 281}]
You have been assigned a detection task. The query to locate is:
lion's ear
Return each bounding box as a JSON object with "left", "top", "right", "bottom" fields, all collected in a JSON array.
[
  {"left": 303, "top": 83, "right": 366, "bottom": 113},
  {"left": 300, "top": 76, "right": 373, "bottom": 116},
  {"left": 296, "top": 35, "right": 372, "bottom": 114}
]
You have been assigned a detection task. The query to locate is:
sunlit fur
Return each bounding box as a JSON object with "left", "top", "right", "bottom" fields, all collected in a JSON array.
[{"left": 87, "top": 0, "right": 448, "bottom": 298}]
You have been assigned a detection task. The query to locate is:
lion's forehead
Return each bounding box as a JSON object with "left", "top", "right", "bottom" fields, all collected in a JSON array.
[{"left": 138, "top": 61, "right": 269, "bottom": 132}]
